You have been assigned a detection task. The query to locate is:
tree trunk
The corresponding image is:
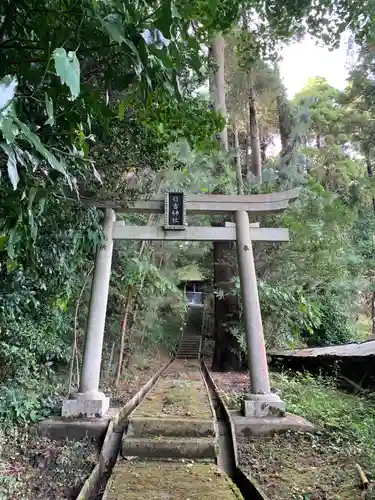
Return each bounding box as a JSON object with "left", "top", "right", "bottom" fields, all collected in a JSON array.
[
  {"left": 277, "top": 92, "right": 291, "bottom": 154},
  {"left": 260, "top": 136, "right": 267, "bottom": 164},
  {"left": 244, "top": 102, "right": 250, "bottom": 175},
  {"left": 211, "top": 33, "right": 228, "bottom": 150},
  {"left": 114, "top": 291, "right": 132, "bottom": 386},
  {"left": 211, "top": 31, "right": 240, "bottom": 370},
  {"left": 366, "top": 152, "right": 375, "bottom": 337},
  {"left": 234, "top": 122, "right": 243, "bottom": 194},
  {"left": 212, "top": 239, "right": 241, "bottom": 371},
  {"left": 365, "top": 154, "right": 375, "bottom": 212},
  {"left": 249, "top": 86, "right": 262, "bottom": 180}
]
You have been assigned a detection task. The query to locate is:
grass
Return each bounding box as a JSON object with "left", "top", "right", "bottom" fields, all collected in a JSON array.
[
  {"left": 214, "top": 370, "right": 375, "bottom": 499},
  {"left": 272, "top": 371, "right": 375, "bottom": 472},
  {"left": 250, "top": 372, "right": 375, "bottom": 499},
  {"left": 353, "top": 313, "right": 372, "bottom": 342}
]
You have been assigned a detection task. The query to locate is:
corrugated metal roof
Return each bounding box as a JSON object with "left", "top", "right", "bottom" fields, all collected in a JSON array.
[{"left": 269, "top": 340, "right": 375, "bottom": 358}]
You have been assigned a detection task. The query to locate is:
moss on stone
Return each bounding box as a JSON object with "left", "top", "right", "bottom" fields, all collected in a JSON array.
[
  {"left": 106, "top": 461, "right": 243, "bottom": 499},
  {"left": 133, "top": 362, "right": 212, "bottom": 421}
]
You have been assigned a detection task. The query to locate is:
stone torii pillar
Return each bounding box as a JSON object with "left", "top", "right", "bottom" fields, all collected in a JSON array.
[
  {"left": 62, "top": 209, "right": 115, "bottom": 418},
  {"left": 235, "top": 211, "right": 284, "bottom": 417}
]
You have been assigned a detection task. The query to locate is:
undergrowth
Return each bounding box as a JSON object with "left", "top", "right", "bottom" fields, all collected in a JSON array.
[
  {"left": 0, "top": 428, "right": 98, "bottom": 499},
  {"left": 273, "top": 371, "right": 375, "bottom": 473},
  {"left": 218, "top": 370, "right": 375, "bottom": 476}
]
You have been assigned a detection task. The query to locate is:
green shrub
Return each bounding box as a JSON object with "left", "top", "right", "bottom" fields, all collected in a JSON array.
[
  {"left": 0, "top": 378, "right": 63, "bottom": 427},
  {"left": 306, "top": 294, "right": 353, "bottom": 346},
  {"left": 0, "top": 313, "right": 70, "bottom": 379},
  {"left": 272, "top": 371, "right": 375, "bottom": 471}
]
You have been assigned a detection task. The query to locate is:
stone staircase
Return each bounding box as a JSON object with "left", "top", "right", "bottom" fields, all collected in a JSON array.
[
  {"left": 122, "top": 360, "right": 217, "bottom": 460},
  {"left": 176, "top": 305, "right": 203, "bottom": 360},
  {"left": 122, "top": 308, "right": 212, "bottom": 459},
  {"left": 104, "top": 306, "right": 242, "bottom": 499}
]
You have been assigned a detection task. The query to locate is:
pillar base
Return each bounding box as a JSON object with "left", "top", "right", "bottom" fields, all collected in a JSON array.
[
  {"left": 62, "top": 390, "right": 110, "bottom": 418},
  {"left": 241, "top": 393, "right": 285, "bottom": 418}
]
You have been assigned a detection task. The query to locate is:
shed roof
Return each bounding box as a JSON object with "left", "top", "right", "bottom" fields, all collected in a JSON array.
[{"left": 176, "top": 264, "right": 203, "bottom": 282}]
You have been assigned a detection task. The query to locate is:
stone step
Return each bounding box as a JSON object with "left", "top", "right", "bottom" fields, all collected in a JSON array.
[
  {"left": 175, "top": 355, "right": 200, "bottom": 359},
  {"left": 176, "top": 354, "right": 200, "bottom": 357},
  {"left": 176, "top": 352, "right": 200, "bottom": 356},
  {"left": 104, "top": 461, "right": 242, "bottom": 500},
  {"left": 177, "top": 347, "right": 201, "bottom": 352},
  {"left": 180, "top": 338, "right": 200, "bottom": 342},
  {"left": 127, "top": 416, "right": 215, "bottom": 438},
  {"left": 122, "top": 436, "right": 217, "bottom": 460},
  {"left": 177, "top": 346, "right": 201, "bottom": 350}
]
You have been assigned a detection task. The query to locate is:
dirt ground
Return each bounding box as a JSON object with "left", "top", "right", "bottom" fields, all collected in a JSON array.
[
  {"left": 0, "top": 432, "right": 98, "bottom": 500},
  {"left": 106, "top": 353, "right": 168, "bottom": 406},
  {"left": 0, "top": 354, "right": 169, "bottom": 499},
  {"left": 237, "top": 433, "right": 365, "bottom": 500},
  {"left": 211, "top": 370, "right": 375, "bottom": 500}
]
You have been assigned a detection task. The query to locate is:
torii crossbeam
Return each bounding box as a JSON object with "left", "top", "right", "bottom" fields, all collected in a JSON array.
[{"left": 62, "top": 189, "right": 300, "bottom": 420}]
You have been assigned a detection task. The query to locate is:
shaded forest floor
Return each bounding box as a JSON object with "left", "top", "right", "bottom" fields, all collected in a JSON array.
[
  {"left": 212, "top": 370, "right": 375, "bottom": 500},
  {"left": 0, "top": 353, "right": 168, "bottom": 499}
]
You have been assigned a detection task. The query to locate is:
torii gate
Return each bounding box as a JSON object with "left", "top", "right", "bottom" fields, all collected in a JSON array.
[{"left": 62, "top": 189, "right": 300, "bottom": 419}]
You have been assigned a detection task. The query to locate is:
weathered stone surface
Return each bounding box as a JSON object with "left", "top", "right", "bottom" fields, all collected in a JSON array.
[
  {"left": 231, "top": 411, "right": 315, "bottom": 437},
  {"left": 132, "top": 376, "right": 212, "bottom": 420},
  {"left": 121, "top": 359, "right": 217, "bottom": 461},
  {"left": 127, "top": 416, "right": 215, "bottom": 438},
  {"left": 62, "top": 393, "right": 110, "bottom": 418},
  {"left": 104, "top": 461, "right": 243, "bottom": 500},
  {"left": 36, "top": 408, "right": 118, "bottom": 442},
  {"left": 241, "top": 393, "right": 285, "bottom": 418},
  {"left": 122, "top": 436, "right": 217, "bottom": 459}
]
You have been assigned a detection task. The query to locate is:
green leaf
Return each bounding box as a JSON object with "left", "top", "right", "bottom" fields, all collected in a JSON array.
[
  {"left": 1, "top": 143, "right": 19, "bottom": 190},
  {"left": 101, "top": 17, "right": 125, "bottom": 44},
  {"left": 0, "top": 234, "right": 7, "bottom": 251},
  {"left": 118, "top": 100, "right": 126, "bottom": 119},
  {"left": 92, "top": 165, "right": 102, "bottom": 184},
  {"left": 16, "top": 120, "right": 69, "bottom": 179},
  {"left": 44, "top": 93, "right": 54, "bottom": 127},
  {"left": 52, "top": 48, "right": 80, "bottom": 100},
  {"left": 123, "top": 39, "right": 143, "bottom": 75},
  {"left": 0, "top": 75, "right": 17, "bottom": 114},
  {"left": 28, "top": 187, "right": 37, "bottom": 212},
  {"left": 1, "top": 116, "right": 19, "bottom": 143},
  {"left": 38, "top": 197, "right": 46, "bottom": 216}
]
